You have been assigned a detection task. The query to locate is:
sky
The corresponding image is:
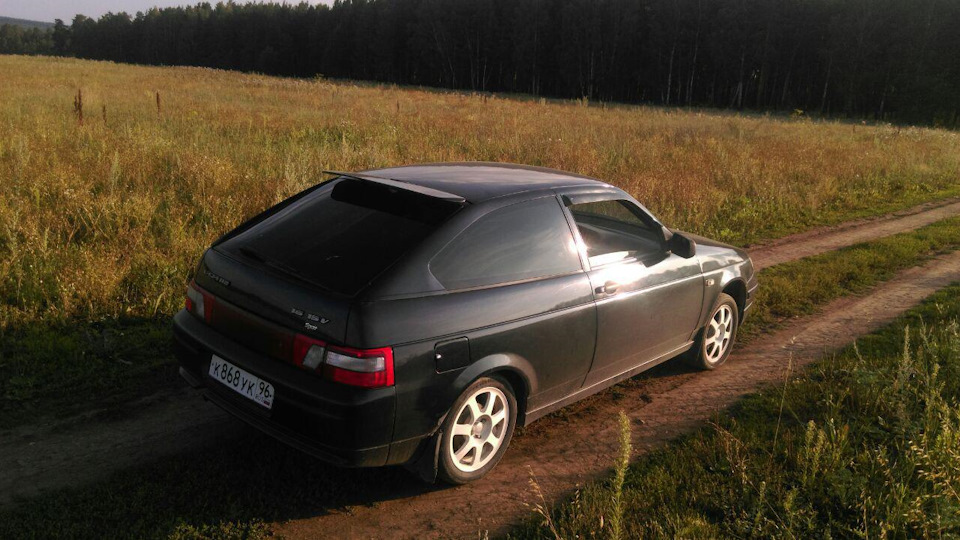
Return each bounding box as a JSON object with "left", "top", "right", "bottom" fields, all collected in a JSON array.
[{"left": 1, "top": 0, "right": 334, "bottom": 23}]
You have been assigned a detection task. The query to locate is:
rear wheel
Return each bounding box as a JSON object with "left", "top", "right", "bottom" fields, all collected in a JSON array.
[
  {"left": 688, "top": 292, "right": 739, "bottom": 370},
  {"left": 438, "top": 376, "right": 517, "bottom": 485}
]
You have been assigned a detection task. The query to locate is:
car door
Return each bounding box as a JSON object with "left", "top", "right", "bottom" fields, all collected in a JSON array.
[{"left": 560, "top": 194, "right": 704, "bottom": 388}]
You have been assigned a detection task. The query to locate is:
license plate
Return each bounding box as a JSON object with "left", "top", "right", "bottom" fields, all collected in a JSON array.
[{"left": 208, "top": 355, "right": 274, "bottom": 409}]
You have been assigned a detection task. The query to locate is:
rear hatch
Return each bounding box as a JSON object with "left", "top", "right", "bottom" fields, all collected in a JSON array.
[{"left": 192, "top": 176, "right": 462, "bottom": 350}]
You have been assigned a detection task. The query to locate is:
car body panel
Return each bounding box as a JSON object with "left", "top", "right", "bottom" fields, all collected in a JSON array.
[
  {"left": 355, "top": 270, "right": 597, "bottom": 441},
  {"left": 584, "top": 257, "right": 704, "bottom": 386},
  {"left": 174, "top": 309, "right": 398, "bottom": 466},
  {"left": 198, "top": 248, "right": 352, "bottom": 344},
  {"left": 553, "top": 188, "right": 706, "bottom": 387},
  {"left": 682, "top": 231, "right": 758, "bottom": 327}
]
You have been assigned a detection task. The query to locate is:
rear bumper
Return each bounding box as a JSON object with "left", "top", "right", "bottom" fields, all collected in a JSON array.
[{"left": 173, "top": 309, "right": 419, "bottom": 467}]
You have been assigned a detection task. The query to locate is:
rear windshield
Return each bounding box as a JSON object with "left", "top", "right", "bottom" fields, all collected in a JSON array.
[{"left": 219, "top": 178, "right": 461, "bottom": 296}]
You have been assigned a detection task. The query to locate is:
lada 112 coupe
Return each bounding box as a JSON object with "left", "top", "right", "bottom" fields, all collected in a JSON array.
[{"left": 174, "top": 162, "right": 757, "bottom": 484}]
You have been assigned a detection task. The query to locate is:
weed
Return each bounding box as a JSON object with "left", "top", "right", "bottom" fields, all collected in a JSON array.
[
  {"left": 168, "top": 520, "right": 270, "bottom": 540},
  {"left": 511, "top": 285, "right": 960, "bottom": 538},
  {"left": 73, "top": 87, "right": 82, "bottom": 126},
  {"left": 609, "top": 411, "right": 632, "bottom": 540},
  {"left": 526, "top": 467, "right": 562, "bottom": 540}
]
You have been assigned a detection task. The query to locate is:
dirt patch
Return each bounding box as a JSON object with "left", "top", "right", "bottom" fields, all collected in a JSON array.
[
  {"left": 274, "top": 251, "right": 960, "bottom": 539},
  {"left": 0, "top": 388, "right": 236, "bottom": 506},
  {"left": 748, "top": 197, "right": 960, "bottom": 270}
]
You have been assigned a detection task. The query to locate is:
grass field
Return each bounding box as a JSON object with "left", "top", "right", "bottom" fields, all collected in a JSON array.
[
  {"left": 2, "top": 221, "right": 958, "bottom": 539},
  {"left": 511, "top": 286, "right": 960, "bottom": 539},
  {"left": 2, "top": 54, "right": 960, "bottom": 427},
  {"left": 741, "top": 216, "right": 960, "bottom": 341}
]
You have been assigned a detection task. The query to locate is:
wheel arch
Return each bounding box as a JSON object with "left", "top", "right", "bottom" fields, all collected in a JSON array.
[
  {"left": 487, "top": 368, "right": 530, "bottom": 426},
  {"left": 451, "top": 353, "right": 535, "bottom": 427},
  {"left": 405, "top": 356, "right": 533, "bottom": 483},
  {"left": 721, "top": 278, "right": 747, "bottom": 321}
]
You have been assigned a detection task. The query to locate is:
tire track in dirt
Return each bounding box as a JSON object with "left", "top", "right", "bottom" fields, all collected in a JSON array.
[
  {"left": 748, "top": 196, "right": 960, "bottom": 270},
  {"left": 0, "top": 388, "right": 238, "bottom": 506},
  {"left": 0, "top": 197, "right": 958, "bottom": 512},
  {"left": 275, "top": 251, "right": 960, "bottom": 539}
]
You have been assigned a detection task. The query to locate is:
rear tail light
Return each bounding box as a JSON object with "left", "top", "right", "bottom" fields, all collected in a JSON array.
[
  {"left": 292, "top": 336, "right": 394, "bottom": 388},
  {"left": 324, "top": 346, "right": 394, "bottom": 388},
  {"left": 185, "top": 281, "right": 392, "bottom": 387},
  {"left": 293, "top": 334, "right": 326, "bottom": 370},
  {"left": 185, "top": 281, "right": 214, "bottom": 323}
]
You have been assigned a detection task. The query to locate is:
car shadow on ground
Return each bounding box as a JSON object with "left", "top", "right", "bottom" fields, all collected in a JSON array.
[
  {"left": 0, "top": 353, "right": 703, "bottom": 538},
  {"left": 1, "top": 416, "right": 450, "bottom": 537},
  {"left": 0, "top": 315, "right": 182, "bottom": 431}
]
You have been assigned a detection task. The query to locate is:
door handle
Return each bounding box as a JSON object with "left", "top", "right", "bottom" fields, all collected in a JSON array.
[{"left": 597, "top": 280, "right": 620, "bottom": 295}]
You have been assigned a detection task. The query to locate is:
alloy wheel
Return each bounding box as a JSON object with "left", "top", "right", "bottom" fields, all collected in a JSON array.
[
  {"left": 704, "top": 304, "right": 734, "bottom": 364},
  {"left": 447, "top": 386, "right": 510, "bottom": 473}
]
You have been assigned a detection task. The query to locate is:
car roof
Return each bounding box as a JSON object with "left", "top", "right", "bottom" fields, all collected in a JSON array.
[{"left": 358, "top": 162, "right": 610, "bottom": 203}]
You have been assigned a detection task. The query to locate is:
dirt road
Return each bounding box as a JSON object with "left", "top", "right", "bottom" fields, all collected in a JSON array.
[
  {"left": 748, "top": 196, "right": 960, "bottom": 270},
  {"left": 275, "top": 250, "right": 960, "bottom": 538},
  {"left": 1, "top": 197, "right": 958, "bottom": 526},
  {"left": 0, "top": 387, "right": 238, "bottom": 505}
]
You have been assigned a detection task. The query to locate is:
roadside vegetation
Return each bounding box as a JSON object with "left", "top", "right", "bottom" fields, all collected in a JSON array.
[
  {"left": 511, "top": 283, "right": 960, "bottom": 538},
  {"left": 2, "top": 218, "right": 959, "bottom": 538},
  {"left": 741, "top": 216, "right": 960, "bottom": 340},
  {"left": 2, "top": 55, "right": 960, "bottom": 428},
  {"left": 3, "top": 206, "right": 959, "bottom": 430}
]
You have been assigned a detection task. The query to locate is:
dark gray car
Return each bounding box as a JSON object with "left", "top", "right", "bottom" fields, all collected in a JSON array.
[{"left": 174, "top": 162, "right": 757, "bottom": 484}]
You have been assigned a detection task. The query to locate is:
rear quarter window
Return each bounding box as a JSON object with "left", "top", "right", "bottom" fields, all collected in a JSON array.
[{"left": 430, "top": 197, "right": 582, "bottom": 290}]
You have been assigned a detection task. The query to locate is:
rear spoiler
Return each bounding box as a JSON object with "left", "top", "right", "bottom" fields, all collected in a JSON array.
[{"left": 323, "top": 170, "right": 466, "bottom": 204}]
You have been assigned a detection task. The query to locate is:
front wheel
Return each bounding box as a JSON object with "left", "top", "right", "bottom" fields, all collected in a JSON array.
[
  {"left": 438, "top": 376, "right": 517, "bottom": 485},
  {"left": 687, "top": 292, "right": 739, "bottom": 370}
]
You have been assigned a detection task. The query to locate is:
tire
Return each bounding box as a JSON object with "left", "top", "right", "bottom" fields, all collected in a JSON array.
[
  {"left": 438, "top": 376, "right": 517, "bottom": 485},
  {"left": 687, "top": 292, "right": 740, "bottom": 370}
]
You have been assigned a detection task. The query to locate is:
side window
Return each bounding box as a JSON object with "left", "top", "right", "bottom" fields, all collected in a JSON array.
[
  {"left": 569, "top": 200, "right": 664, "bottom": 267},
  {"left": 430, "top": 197, "right": 582, "bottom": 290}
]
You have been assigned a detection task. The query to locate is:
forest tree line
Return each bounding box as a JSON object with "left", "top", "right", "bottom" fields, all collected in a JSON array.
[{"left": 2, "top": 0, "right": 959, "bottom": 127}]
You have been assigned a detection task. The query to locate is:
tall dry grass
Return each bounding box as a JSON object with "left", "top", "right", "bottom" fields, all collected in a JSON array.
[{"left": 1, "top": 54, "right": 960, "bottom": 328}]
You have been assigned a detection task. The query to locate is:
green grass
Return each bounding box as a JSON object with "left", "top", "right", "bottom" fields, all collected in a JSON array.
[
  {"left": 2, "top": 223, "right": 960, "bottom": 538},
  {"left": 5, "top": 212, "right": 960, "bottom": 431},
  {"left": 510, "top": 285, "right": 960, "bottom": 538},
  {"left": 3, "top": 54, "right": 960, "bottom": 537},
  {"left": 0, "top": 317, "right": 177, "bottom": 429},
  {"left": 2, "top": 54, "right": 960, "bottom": 429},
  {"left": 0, "top": 426, "right": 415, "bottom": 539},
  {"left": 740, "top": 216, "right": 960, "bottom": 340}
]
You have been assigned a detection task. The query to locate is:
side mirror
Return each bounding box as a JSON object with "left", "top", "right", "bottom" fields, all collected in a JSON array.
[{"left": 665, "top": 229, "right": 696, "bottom": 258}]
